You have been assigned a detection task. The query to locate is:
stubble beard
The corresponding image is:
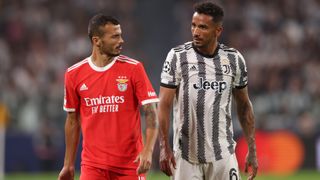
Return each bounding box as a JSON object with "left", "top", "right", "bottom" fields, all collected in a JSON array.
[{"left": 99, "top": 45, "right": 120, "bottom": 57}]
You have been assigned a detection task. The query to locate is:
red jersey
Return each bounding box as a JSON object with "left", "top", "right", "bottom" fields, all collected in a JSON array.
[{"left": 63, "top": 55, "right": 159, "bottom": 175}]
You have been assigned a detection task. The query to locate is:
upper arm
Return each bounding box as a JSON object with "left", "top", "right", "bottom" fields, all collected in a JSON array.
[
  {"left": 64, "top": 72, "right": 79, "bottom": 112},
  {"left": 159, "top": 86, "right": 177, "bottom": 108},
  {"left": 141, "top": 102, "right": 158, "bottom": 128},
  {"left": 65, "top": 112, "right": 80, "bottom": 128},
  {"left": 233, "top": 86, "right": 251, "bottom": 106},
  {"left": 233, "top": 87, "right": 255, "bottom": 123},
  {"left": 233, "top": 51, "right": 248, "bottom": 89},
  {"left": 132, "top": 63, "right": 159, "bottom": 105},
  {"left": 66, "top": 112, "right": 77, "bottom": 121},
  {"left": 141, "top": 102, "right": 157, "bottom": 114},
  {"left": 160, "top": 49, "right": 181, "bottom": 88}
]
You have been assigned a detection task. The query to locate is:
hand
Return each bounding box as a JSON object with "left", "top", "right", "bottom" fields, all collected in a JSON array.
[
  {"left": 245, "top": 151, "right": 258, "bottom": 180},
  {"left": 134, "top": 149, "right": 153, "bottom": 175},
  {"left": 58, "top": 166, "right": 75, "bottom": 180},
  {"left": 159, "top": 144, "right": 176, "bottom": 176}
]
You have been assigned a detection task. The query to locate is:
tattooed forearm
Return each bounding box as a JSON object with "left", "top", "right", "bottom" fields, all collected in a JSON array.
[
  {"left": 233, "top": 87, "right": 256, "bottom": 152},
  {"left": 237, "top": 100, "right": 256, "bottom": 151},
  {"left": 141, "top": 102, "right": 158, "bottom": 154},
  {"left": 233, "top": 87, "right": 258, "bottom": 178},
  {"left": 143, "top": 103, "right": 158, "bottom": 129}
]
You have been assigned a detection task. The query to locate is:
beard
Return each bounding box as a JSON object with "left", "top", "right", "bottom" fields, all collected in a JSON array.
[
  {"left": 107, "top": 51, "right": 120, "bottom": 57},
  {"left": 99, "top": 44, "right": 121, "bottom": 57},
  {"left": 192, "top": 41, "right": 206, "bottom": 49},
  {"left": 192, "top": 37, "right": 205, "bottom": 47}
]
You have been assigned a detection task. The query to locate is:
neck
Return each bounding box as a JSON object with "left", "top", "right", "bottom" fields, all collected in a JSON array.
[
  {"left": 196, "top": 41, "right": 218, "bottom": 56},
  {"left": 91, "top": 47, "right": 115, "bottom": 67}
]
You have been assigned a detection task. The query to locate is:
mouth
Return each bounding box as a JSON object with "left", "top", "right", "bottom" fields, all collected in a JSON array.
[
  {"left": 193, "top": 37, "right": 202, "bottom": 43},
  {"left": 116, "top": 45, "right": 122, "bottom": 50},
  {"left": 193, "top": 39, "right": 202, "bottom": 45}
]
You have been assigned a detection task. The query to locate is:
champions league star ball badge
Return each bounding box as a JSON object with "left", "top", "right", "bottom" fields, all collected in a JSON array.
[{"left": 116, "top": 77, "right": 128, "bottom": 92}]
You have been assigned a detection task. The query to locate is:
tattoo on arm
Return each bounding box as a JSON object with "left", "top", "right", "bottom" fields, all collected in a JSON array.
[
  {"left": 239, "top": 101, "right": 256, "bottom": 152},
  {"left": 143, "top": 103, "right": 158, "bottom": 129},
  {"left": 234, "top": 88, "right": 256, "bottom": 152}
]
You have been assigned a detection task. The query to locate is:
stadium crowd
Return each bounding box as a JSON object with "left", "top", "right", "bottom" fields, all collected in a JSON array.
[{"left": 0, "top": 0, "right": 319, "bottom": 171}]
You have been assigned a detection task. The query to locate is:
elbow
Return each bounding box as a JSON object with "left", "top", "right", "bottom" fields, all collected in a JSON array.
[{"left": 238, "top": 102, "right": 254, "bottom": 123}]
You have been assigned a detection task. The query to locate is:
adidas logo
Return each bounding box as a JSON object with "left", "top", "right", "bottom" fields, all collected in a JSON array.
[
  {"left": 190, "top": 65, "right": 197, "bottom": 71},
  {"left": 80, "top": 83, "right": 88, "bottom": 91}
]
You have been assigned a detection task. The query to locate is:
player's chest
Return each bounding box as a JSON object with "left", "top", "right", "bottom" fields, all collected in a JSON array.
[
  {"left": 76, "top": 71, "right": 133, "bottom": 97},
  {"left": 181, "top": 57, "right": 235, "bottom": 82}
]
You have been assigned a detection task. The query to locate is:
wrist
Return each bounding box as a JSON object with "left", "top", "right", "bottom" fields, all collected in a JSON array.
[
  {"left": 63, "top": 161, "right": 75, "bottom": 168},
  {"left": 143, "top": 146, "right": 153, "bottom": 154},
  {"left": 63, "top": 165, "right": 75, "bottom": 171},
  {"left": 159, "top": 138, "right": 169, "bottom": 147}
]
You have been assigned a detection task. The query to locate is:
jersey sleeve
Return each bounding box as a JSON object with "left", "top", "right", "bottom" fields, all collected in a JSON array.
[
  {"left": 233, "top": 51, "right": 248, "bottom": 89},
  {"left": 132, "top": 63, "right": 159, "bottom": 105},
  {"left": 63, "top": 71, "right": 79, "bottom": 112},
  {"left": 160, "top": 49, "right": 181, "bottom": 88}
]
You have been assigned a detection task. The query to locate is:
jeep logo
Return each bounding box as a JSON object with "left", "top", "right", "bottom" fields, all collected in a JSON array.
[{"left": 193, "top": 77, "right": 227, "bottom": 94}]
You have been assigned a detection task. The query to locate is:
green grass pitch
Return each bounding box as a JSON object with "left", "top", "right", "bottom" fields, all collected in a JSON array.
[{"left": 4, "top": 170, "right": 320, "bottom": 180}]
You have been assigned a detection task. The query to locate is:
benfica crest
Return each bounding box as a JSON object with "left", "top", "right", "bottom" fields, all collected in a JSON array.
[{"left": 116, "top": 78, "right": 128, "bottom": 92}]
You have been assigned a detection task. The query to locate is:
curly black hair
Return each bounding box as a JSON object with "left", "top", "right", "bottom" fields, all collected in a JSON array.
[{"left": 194, "top": 2, "right": 224, "bottom": 23}]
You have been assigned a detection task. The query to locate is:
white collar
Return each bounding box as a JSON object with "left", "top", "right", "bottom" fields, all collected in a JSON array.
[{"left": 88, "top": 56, "right": 118, "bottom": 72}]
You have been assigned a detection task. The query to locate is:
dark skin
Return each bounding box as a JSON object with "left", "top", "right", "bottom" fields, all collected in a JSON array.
[
  {"left": 158, "top": 12, "right": 258, "bottom": 180},
  {"left": 191, "top": 12, "right": 222, "bottom": 56},
  {"left": 58, "top": 23, "right": 159, "bottom": 180},
  {"left": 233, "top": 87, "right": 258, "bottom": 180},
  {"left": 158, "top": 87, "right": 176, "bottom": 176}
]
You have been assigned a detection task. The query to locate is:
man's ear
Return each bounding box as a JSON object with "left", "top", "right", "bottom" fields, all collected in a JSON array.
[
  {"left": 92, "top": 36, "right": 101, "bottom": 47},
  {"left": 216, "top": 26, "right": 223, "bottom": 37}
]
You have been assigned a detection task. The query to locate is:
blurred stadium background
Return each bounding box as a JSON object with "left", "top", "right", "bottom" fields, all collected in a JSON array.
[{"left": 0, "top": 0, "right": 320, "bottom": 179}]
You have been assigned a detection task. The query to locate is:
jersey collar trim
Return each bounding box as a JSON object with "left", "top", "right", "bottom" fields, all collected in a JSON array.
[
  {"left": 192, "top": 43, "right": 220, "bottom": 58},
  {"left": 88, "top": 56, "right": 118, "bottom": 72}
]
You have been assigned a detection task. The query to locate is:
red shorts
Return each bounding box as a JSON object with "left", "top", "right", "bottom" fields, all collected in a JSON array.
[{"left": 80, "top": 165, "right": 146, "bottom": 180}]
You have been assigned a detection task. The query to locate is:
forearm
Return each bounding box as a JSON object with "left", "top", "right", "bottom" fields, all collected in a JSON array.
[
  {"left": 143, "top": 103, "right": 158, "bottom": 153},
  {"left": 144, "top": 127, "right": 158, "bottom": 153},
  {"left": 63, "top": 114, "right": 81, "bottom": 167},
  {"left": 237, "top": 100, "right": 256, "bottom": 152},
  {"left": 158, "top": 106, "right": 171, "bottom": 148},
  {"left": 157, "top": 87, "right": 175, "bottom": 148}
]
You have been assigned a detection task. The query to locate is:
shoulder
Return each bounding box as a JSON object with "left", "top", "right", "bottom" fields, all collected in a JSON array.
[
  {"left": 116, "top": 55, "right": 147, "bottom": 73},
  {"left": 219, "top": 43, "right": 238, "bottom": 54},
  {"left": 172, "top": 41, "right": 193, "bottom": 53},
  {"left": 66, "top": 57, "right": 90, "bottom": 73},
  {"left": 219, "top": 44, "right": 245, "bottom": 60},
  {"left": 117, "top": 55, "right": 141, "bottom": 66}
]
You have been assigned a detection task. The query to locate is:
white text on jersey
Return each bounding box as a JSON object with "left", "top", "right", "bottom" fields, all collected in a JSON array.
[
  {"left": 84, "top": 95, "right": 124, "bottom": 106},
  {"left": 84, "top": 95, "right": 125, "bottom": 114},
  {"left": 148, "top": 91, "right": 156, "bottom": 97}
]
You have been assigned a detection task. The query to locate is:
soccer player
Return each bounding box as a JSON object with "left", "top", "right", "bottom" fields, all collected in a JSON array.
[
  {"left": 158, "top": 2, "right": 258, "bottom": 180},
  {"left": 58, "top": 14, "right": 159, "bottom": 180}
]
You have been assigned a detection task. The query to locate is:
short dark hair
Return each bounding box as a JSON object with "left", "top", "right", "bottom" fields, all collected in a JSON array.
[
  {"left": 88, "top": 14, "right": 120, "bottom": 41},
  {"left": 194, "top": 2, "right": 224, "bottom": 23}
]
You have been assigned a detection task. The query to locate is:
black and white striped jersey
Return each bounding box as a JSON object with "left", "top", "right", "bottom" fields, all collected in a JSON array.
[{"left": 160, "top": 41, "right": 248, "bottom": 163}]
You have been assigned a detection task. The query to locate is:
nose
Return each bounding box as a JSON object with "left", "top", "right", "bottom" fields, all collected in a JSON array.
[
  {"left": 119, "top": 36, "right": 124, "bottom": 44},
  {"left": 192, "top": 27, "right": 200, "bottom": 37}
]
